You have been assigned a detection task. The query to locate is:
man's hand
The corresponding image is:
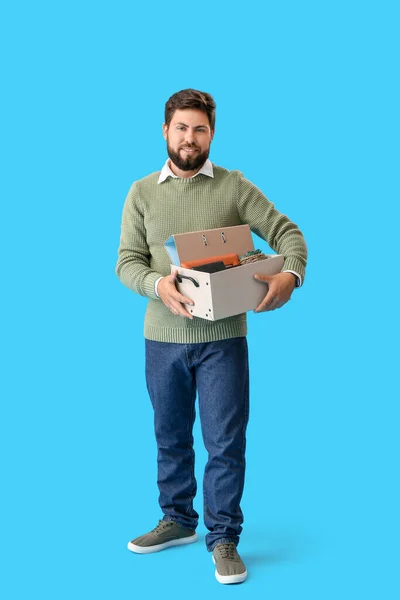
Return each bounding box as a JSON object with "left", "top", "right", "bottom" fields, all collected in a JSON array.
[
  {"left": 253, "top": 272, "right": 297, "bottom": 313},
  {"left": 158, "top": 270, "right": 195, "bottom": 319}
]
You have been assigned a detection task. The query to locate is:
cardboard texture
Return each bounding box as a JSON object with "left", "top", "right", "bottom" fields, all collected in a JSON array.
[{"left": 164, "top": 224, "right": 284, "bottom": 321}]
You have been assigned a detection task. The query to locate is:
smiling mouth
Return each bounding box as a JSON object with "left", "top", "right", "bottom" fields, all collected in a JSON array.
[{"left": 181, "top": 147, "right": 199, "bottom": 153}]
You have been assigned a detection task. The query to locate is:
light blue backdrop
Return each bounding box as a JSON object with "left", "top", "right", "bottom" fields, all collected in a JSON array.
[{"left": 1, "top": 1, "right": 398, "bottom": 598}]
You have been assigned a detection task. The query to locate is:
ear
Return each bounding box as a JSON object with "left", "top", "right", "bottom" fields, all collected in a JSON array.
[
  {"left": 162, "top": 123, "right": 168, "bottom": 140},
  {"left": 210, "top": 129, "right": 215, "bottom": 142}
]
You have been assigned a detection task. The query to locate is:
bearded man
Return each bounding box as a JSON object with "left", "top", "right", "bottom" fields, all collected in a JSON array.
[{"left": 116, "top": 88, "right": 307, "bottom": 584}]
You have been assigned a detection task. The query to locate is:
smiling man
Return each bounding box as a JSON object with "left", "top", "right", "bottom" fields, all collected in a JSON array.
[
  {"left": 164, "top": 111, "right": 213, "bottom": 176},
  {"left": 116, "top": 89, "right": 307, "bottom": 584}
]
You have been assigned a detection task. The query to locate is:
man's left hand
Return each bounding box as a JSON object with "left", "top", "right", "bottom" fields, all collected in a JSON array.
[{"left": 253, "top": 272, "right": 297, "bottom": 312}]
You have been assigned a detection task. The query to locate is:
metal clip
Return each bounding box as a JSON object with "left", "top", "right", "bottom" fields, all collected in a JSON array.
[
  {"left": 221, "top": 232, "right": 226, "bottom": 243},
  {"left": 202, "top": 234, "right": 208, "bottom": 246}
]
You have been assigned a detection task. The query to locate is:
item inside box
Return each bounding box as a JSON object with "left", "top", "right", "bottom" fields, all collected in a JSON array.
[
  {"left": 238, "top": 249, "right": 270, "bottom": 265},
  {"left": 181, "top": 253, "right": 240, "bottom": 269},
  {"left": 183, "top": 250, "right": 270, "bottom": 273}
]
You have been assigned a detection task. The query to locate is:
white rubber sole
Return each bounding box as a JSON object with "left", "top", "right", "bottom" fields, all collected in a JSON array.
[
  {"left": 212, "top": 555, "right": 248, "bottom": 584},
  {"left": 127, "top": 533, "right": 198, "bottom": 554}
]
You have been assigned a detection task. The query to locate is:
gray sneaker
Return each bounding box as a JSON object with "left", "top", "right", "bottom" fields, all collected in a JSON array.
[
  {"left": 127, "top": 520, "right": 198, "bottom": 554},
  {"left": 212, "top": 542, "right": 248, "bottom": 584}
]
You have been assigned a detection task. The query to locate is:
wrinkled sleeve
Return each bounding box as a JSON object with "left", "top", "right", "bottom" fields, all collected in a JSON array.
[
  {"left": 115, "top": 183, "right": 163, "bottom": 299},
  {"left": 236, "top": 171, "right": 307, "bottom": 283}
]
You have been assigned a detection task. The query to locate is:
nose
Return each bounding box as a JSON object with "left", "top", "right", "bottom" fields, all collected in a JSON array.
[{"left": 184, "top": 128, "right": 195, "bottom": 144}]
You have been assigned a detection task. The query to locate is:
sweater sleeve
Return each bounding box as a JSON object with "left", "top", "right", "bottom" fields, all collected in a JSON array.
[
  {"left": 115, "top": 183, "right": 163, "bottom": 299},
  {"left": 236, "top": 171, "right": 307, "bottom": 284}
]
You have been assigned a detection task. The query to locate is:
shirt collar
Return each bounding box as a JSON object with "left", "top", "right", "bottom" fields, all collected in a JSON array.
[{"left": 157, "top": 158, "right": 214, "bottom": 184}]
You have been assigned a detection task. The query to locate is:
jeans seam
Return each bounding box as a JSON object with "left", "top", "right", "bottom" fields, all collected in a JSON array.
[
  {"left": 185, "top": 379, "right": 196, "bottom": 516},
  {"left": 240, "top": 344, "right": 250, "bottom": 457}
]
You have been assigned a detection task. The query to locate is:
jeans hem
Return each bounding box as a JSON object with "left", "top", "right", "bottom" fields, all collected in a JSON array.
[{"left": 162, "top": 515, "right": 197, "bottom": 531}]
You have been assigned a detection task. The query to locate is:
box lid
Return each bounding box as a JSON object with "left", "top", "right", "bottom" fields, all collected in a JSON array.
[{"left": 164, "top": 224, "right": 254, "bottom": 265}]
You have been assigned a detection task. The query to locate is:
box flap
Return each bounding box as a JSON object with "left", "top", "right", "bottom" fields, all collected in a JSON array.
[
  {"left": 164, "top": 224, "right": 254, "bottom": 265},
  {"left": 164, "top": 235, "right": 180, "bottom": 266}
]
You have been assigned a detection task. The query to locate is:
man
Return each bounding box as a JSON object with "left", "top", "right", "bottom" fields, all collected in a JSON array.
[{"left": 116, "top": 89, "right": 307, "bottom": 584}]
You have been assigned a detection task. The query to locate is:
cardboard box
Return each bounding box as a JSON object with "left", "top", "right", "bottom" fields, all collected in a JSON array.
[{"left": 164, "top": 224, "right": 284, "bottom": 321}]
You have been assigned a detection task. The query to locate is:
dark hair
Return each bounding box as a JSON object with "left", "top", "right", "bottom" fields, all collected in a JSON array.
[{"left": 165, "top": 89, "right": 216, "bottom": 130}]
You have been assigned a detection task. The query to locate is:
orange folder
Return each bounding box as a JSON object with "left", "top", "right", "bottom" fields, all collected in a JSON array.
[{"left": 181, "top": 253, "right": 240, "bottom": 269}]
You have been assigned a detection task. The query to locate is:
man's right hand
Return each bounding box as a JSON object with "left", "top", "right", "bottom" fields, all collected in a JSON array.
[{"left": 158, "top": 270, "right": 195, "bottom": 319}]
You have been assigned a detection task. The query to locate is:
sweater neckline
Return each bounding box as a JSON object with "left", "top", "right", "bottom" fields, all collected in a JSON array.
[{"left": 162, "top": 174, "right": 210, "bottom": 184}]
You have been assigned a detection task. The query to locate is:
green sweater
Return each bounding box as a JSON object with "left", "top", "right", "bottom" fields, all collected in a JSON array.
[{"left": 115, "top": 164, "right": 307, "bottom": 343}]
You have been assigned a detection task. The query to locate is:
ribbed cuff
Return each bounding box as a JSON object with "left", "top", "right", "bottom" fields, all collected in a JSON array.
[
  {"left": 282, "top": 258, "right": 305, "bottom": 286},
  {"left": 141, "top": 272, "right": 165, "bottom": 299}
]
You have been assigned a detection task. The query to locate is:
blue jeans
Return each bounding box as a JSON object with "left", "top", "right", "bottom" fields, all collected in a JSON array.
[{"left": 145, "top": 336, "right": 249, "bottom": 552}]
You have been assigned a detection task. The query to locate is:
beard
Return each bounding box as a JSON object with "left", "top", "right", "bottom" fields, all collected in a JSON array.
[{"left": 167, "top": 141, "right": 210, "bottom": 172}]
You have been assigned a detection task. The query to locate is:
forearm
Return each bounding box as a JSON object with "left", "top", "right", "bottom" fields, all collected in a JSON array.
[
  {"left": 237, "top": 172, "right": 307, "bottom": 283},
  {"left": 266, "top": 214, "right": 307, "bottom": 281},
  {"left": 116, "top": 250, "right": 163, "bottom": 299}
]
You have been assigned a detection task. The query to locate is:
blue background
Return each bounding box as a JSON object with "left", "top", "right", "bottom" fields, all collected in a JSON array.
[{"left": 1, "top": 1, "right": 398, "bottom": 598}]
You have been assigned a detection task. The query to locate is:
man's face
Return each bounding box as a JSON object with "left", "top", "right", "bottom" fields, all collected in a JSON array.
[{"left": 163, "top": 109, "right": 214, "bottom": 172}]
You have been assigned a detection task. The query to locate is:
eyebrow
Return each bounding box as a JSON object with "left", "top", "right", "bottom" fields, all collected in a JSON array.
[{"left": 175, "top": 122, "right": 209, "bottom": 129}]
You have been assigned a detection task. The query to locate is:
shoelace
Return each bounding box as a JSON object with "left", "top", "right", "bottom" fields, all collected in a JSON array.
[
  {"left": 151, "top": 520, "right": 174, "bottom": 535},
  {"left": 216, "top": 542, "right": 236, "bottom": 560}
]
